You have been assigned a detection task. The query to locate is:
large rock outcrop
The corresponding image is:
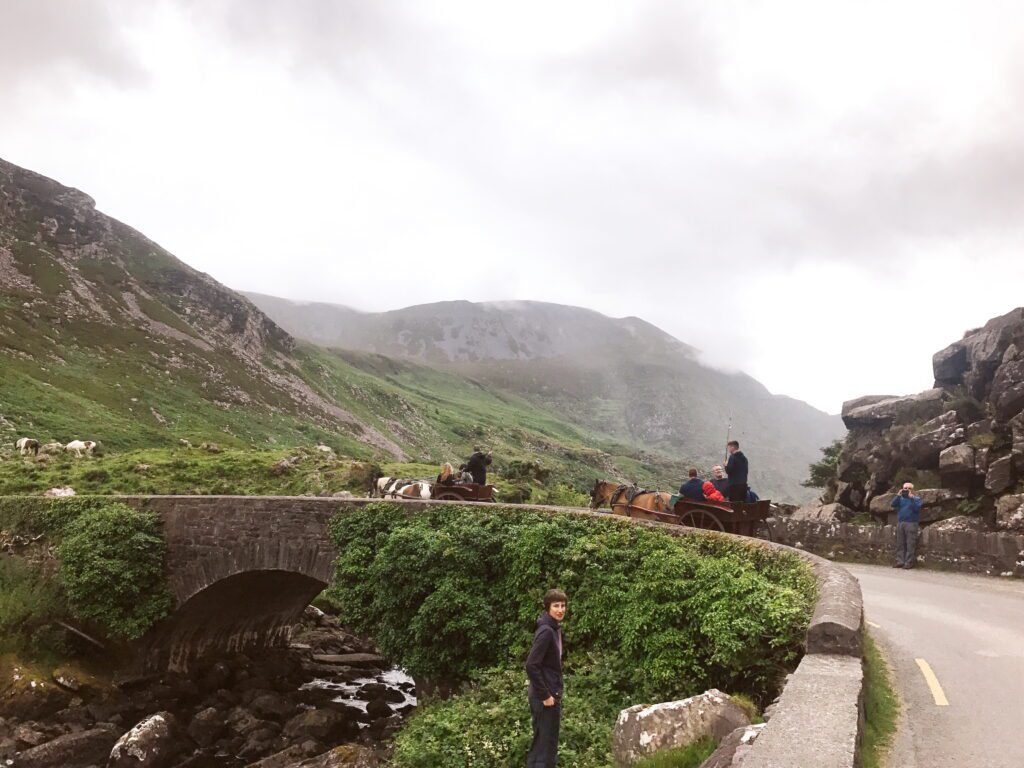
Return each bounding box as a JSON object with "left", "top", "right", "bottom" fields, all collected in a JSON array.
[{"left": 833, "top": 308, "right": 1024, "bottom": 529}]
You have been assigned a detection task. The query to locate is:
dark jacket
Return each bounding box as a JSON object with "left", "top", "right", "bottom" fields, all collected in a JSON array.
[
  {"left": 525, "top": 612, "right": 563, "bottom": 701},
  {"left": 746, "top": 488, "right": 759, "bottom": 503},
  {"left": 711, "top": 477, "right": 729, "bottom": 495},
  {"left": 725, "top": 451, "right": 749, "bottom": 488},
  {"left": 890, "top": 493, "right": 922, "bottom": 523},
  {"left": 679, "top": 477, "right": 705, "bottom": 500},
  {"left": 465, "top": 452, "right": 491, "bottom": 484}
]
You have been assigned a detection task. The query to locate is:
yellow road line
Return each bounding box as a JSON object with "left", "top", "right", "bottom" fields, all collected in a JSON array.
[
  {"left": 867, "top": 621, "right": 881, "bottom": 629},
  {"left": 915, "top": 658, "right": 950, "bottom": 706}
]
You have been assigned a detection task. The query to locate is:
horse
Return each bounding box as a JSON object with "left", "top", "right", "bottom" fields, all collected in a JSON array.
[
  {"left": 394, "top": 482, "right": 432, "bottom": 500},
  {"left": 589, "top": 479, "right": 675, "bottom": 517},
  {"left": 65, "top": 440, "right": 97, "bottom": 457},
  {"left": 15, "top": 438, "right": 40, "bottom": 456}
]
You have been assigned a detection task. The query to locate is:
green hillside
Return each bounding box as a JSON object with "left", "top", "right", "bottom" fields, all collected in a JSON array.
[{"left": 0, "top": 157, "right": 689, "bottom": 499}]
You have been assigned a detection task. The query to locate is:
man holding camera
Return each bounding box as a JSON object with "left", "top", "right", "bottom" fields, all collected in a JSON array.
[{"left": 890, "top": 482, "right": 923, "bottom": 569}]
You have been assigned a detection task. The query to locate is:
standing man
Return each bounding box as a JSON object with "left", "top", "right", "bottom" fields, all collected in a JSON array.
[
  {"left": 890, "top": 482, "right": 922, "bottom": 569},
  {"left": 710, "top": 465, "right": 729, "bottom": 496},
  {"left": 526, "top": 588, "right": 566, "bottom": 768},
  {"left": 724, "top": 440, "right": 749, "bottom": 502},
  {"left": 463, "top": 447, "right": 492, "bottom": 485}
]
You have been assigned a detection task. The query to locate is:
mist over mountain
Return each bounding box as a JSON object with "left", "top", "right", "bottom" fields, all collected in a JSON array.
[{"left": 246, "top": 293, "right": 845, "bottom": 500}]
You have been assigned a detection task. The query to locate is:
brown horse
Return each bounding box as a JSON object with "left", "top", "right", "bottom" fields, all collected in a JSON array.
[{"left": 589, "top": 480, "right": 675, "bottom": 518}]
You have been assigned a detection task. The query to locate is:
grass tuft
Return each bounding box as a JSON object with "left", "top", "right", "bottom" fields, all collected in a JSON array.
[
  {"left": 633, "top": 738, "right": 718, "bottom": 768},
  {"left": 861, "top": 632, "right": 899, "bottom": 768}
]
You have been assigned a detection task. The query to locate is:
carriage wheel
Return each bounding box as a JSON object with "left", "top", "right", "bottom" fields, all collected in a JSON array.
[
  {"left": 678, "top": 509, "right": 725, "bottom": 532},
  {"left": 434, "top": 492, "right": 462, "bottom": 501}
]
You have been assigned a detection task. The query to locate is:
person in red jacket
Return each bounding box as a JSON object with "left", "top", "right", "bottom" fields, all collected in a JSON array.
[{"left": 702, "top": 480, "right": 727, "bottom": 503}]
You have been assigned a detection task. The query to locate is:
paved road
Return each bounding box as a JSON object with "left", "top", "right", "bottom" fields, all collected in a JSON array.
[{"left": 846, "top": 564, "right": 1024, "bottom": 768}]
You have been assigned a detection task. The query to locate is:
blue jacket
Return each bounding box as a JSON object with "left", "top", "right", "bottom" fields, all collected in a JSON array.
[
  {"left": 890, "top": 493, "right": 922, "bottom": 523},
  {"left": 725, "top": 451, "right": 748, "bottom": 487},
  {"left": 525, "top": 613, "right": 563, "bottom": 701},
  {"left": 746, "top": 488, "right": 759, "bottom": 503},
  {"left": 679, "top": 478, "right": 705, "bottom": 500}
]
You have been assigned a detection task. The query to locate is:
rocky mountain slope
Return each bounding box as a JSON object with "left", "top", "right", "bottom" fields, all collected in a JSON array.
[
  {"left": 822, "top": 307, "right": 1024, "bottom": 529},
  {"left": 246, "top": 294, "right": 845, "bottom": 501},
  {"left": 0, "top": 157, "right": 683, "bottom": 492}
]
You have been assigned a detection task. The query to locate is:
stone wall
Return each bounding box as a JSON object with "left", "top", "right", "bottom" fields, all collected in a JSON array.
[{"left": 770, "top": 518, "right": 1024, "bottom": 577}]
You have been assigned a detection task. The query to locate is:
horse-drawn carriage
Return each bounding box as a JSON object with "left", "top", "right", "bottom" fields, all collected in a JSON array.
[
  {"left": 431, "top": 482, "right": 497, "bottom": 502},
  {"left": 590, "top": 480, "right": 774, "bottom": 541}
]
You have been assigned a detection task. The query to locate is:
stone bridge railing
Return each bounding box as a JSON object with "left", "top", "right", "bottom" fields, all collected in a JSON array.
[{"left": 103, "top": 496, "right": 865, "bottom": 768}]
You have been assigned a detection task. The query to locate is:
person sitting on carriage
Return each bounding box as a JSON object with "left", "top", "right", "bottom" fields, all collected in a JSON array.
[
  {"left": 701, "top": 480, "right": 727, "bottom": 503},
  {"left": 746, "top": 487, "right": 760, "bottom": 503},
  {"left": 710, "top": 465, "right": 729, "bottom": 496},
  {"left": 436, "top": 462, "right": 457, "bottom": 486},
  {"left": 679, "top": 468, "right": 705, "bottom": 500},
  {"left": 462, "top": 448, "right": 492, "bottom": 485}
]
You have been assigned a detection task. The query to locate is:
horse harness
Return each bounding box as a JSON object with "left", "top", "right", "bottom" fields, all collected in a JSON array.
[{"left": 608, "top": 483, "right": 663, "bottom": 516}]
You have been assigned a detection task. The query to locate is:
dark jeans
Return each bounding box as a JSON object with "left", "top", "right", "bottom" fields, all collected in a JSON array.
[
  {"left": 896, "top": 521, "right": 919, "bottom": 567},
  {"left": 527, "top": 697, "right": 561, "bottom": 768},
  {"left": 727, "top": 484, "right": 749, "bottom": 502}
]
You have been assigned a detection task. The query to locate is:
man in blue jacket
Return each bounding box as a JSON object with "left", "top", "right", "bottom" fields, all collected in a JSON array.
[
  {"left": 724, "top": 441, "right": 749, "bottom": 502},
  {"left": 890, "top": 482, "right": 923, "bottom": 569},
  {"left": 679, "top": 468, "right": 705, "bottom": 500},
  {"left": 525, "top": 588, "right": 567, "bottom": 768}
]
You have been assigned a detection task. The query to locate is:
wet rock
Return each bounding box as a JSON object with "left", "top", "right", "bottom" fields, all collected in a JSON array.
[
  {"left": 236, "top": 725, "right": 281, "bottom": 761},
  {"left": 612, "top": 689, "right": 750, "bottom": 767},
  {"left": 16, "top": 724, "right": 118, "bottom": 768},
  {"left": 283, "top": 709, "right": 356, "bottom": 743},
  {"left": 365, "top": 697, "right": 392, "bottom": 720},
  {"left": 108, "top": 712, "right": 186, "bottom": 768},
  {"left": 198, "top": 662, "right": 232, "bottom": 693},
  {"left": 13, "top": 723, "right": 48, "bottom": 747},
  {"left": 310, "top": 654, "right": 384, "bottom": 669},
  {"left": 0, "top": 666, "right": 72, "bottom": 720},
  {"left": 245, "top": 739, "right": 325, "bottom": 768},
  {"left": 186, "top": 707, "right": 224, "bottom": 747},
  {"left": 287, "top": 744, "right": 379, "bottom": 768},
  {"left": 249, "top": 692, "right": 295, "bottom": 722}
]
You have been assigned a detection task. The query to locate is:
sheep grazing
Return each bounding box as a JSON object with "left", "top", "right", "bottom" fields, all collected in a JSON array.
[
  {"left": 65, "top": 440, "right": 97, "bottom": 457},
  {"left": 15, "top": 437, "right": 40, "bottom": 456}
]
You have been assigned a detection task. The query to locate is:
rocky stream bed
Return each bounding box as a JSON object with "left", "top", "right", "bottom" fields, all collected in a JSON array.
[{"left": 0, "top": 608, "right": 413, "bottom": 768}]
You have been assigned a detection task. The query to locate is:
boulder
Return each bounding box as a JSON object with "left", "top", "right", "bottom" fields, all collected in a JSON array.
[
  {"left": 108, "top": 712, "right": 186, "bottom": 768},
  {"left": 283, "top": 709, "right": 355, "bottom": 743},
  {"left": 244, "top": 740, "right": 326, "bottom": 768},
  {"left": 236, "top": 725, "right": 281, "bottom": 761},
  {"left": 933, "top": 342, "right": 969, "bottom": 385},
  {"left": 835, "top": 481, "right": 864, "bottom": 511},
  {"left": 285, "top": 745, "right": 379, "bottom": 768},
  {"left": 995, "top": 494, "right": 1024, "bottom": 532},
  {"left": 869, "top": 493, "right": 897, "bottom": 517},
  {"left": 991, "top": 359, "right": 1024, "bottom": 420},
  {"left": 904, "top": 411, "right": 962, "bottom": 468},
  {"left": 43, "top": 486, "right": 76, "bottom": 497},
  {"left": 16, "top": 724, "right": 119, "bottom": 768},
  {"left": 249, "top": 692, "right": 295, "bottom": 722},
  {"left": 186, "top": 707, "right": 224, "bottom": 747},
  {"left": 975, "top": 447, "right": 991, "bottom": 476},
  {"left": 985, "top": 455, "right": 1017, "bottom": 495},
  {"left": 612, "top": 689, "right": 750, "bottom": 767},
  {"left": 0, "top": 666, "right": 72, "bottom": 720},
  {"left": 929, "top": 515, "right": 988, "bottom": 533},
  {"left": 699, "top": 723, "right": 766, "bottom": 768},
  {"left": 939, "top": 444, "right": 975, "bottom": 487},
  {"left": 789, "top": 502, "right": 855, "bottom": 523},
  {"left": 13, "top": 723, "right": 48, "bottom": 747},
  {"left": 841, "top": 389, "right": 945, "bottom": 429}
]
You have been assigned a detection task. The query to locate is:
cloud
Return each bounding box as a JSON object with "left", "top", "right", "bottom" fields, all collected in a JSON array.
[{"left": 0, "top": 0, "right": 146, "bottom": 96}]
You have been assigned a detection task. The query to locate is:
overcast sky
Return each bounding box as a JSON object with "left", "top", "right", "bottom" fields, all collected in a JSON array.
[{"left": 3, "top": 0, "right": 1024, "bottom": 413}]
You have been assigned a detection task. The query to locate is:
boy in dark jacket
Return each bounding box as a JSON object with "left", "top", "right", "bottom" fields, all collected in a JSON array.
[
  {"left": 525, "top": 589, "right": 567, "bottom": 768},
  {"left": 679, "top": 468, "right": 705, "bottom": 500}
]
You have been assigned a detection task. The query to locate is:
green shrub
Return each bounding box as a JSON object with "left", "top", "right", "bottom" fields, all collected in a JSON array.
[
  {"left": 328, "top": 503, "right": 815, "bottom": 767},
  {"left": 530, "top": 483, "right": 591, "bottom": 508},
  {"left": 947, "top": 395, "right": 985, "bottom": 424},
  {"left": 0, "top": 557, "right": 67, "bottom": 655},
  {"left": 633, "top": 739, "right": 717, "bottom": 768},
  {"left": 57, "top": 501, "right": 172, "bottom": 640},
  {"left": 802, "top": 440, "right": 843, "bottom": 489},
  {"left": 968, "top": 432, "right": 995, "bottom": 449}
]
